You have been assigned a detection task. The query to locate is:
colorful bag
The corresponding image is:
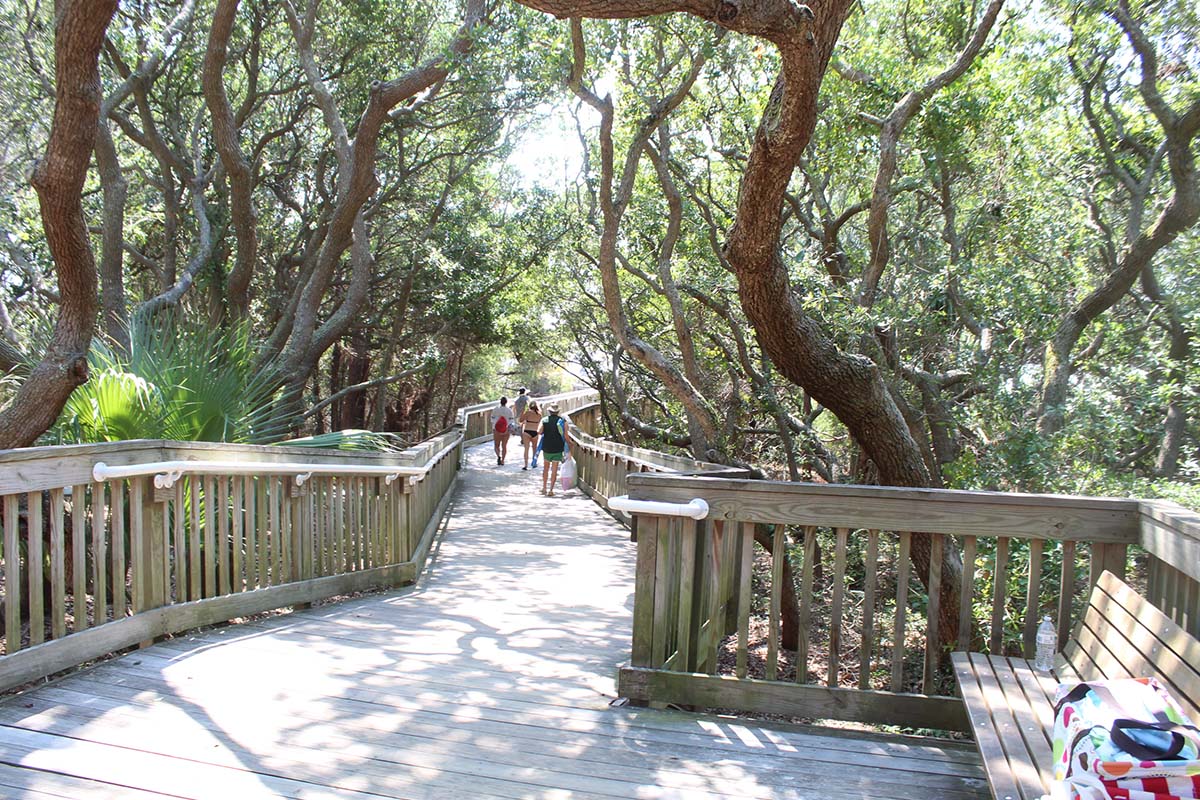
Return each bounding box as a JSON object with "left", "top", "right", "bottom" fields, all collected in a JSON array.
[
  {"left": 1052, "top": 678, "right": 1200, "bottom": 800},
  {"left": 494, "top": 414, "right": 508, "bottom": 434}
]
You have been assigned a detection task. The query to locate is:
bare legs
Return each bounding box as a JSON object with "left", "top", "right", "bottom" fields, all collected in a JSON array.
[
  {"left": 522, "top": 432, "right": 535, "bottom": 469},
  {"left": 493, "top": 431, "right": 509, "bottom": 464},
  {"left": 541, "top": 459, "right": 560, "bottom": 495}
]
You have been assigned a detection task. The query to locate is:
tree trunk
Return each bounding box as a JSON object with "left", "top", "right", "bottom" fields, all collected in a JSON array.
[
  {"left": 754, "top": 524, "right": 800, "bottom": 651},
  {"left": 94, "top": 119, "right": 129, "bottom": 355},
  {"left": 204, "top": 0, "right": 258, "bottom": 319},
  {"left": 0, "top": 1, "right": 118, "bottom": 449}
]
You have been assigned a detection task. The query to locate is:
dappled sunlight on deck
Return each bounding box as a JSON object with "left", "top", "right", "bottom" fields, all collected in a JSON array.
[{"left": 0, "top": 443, "right": 988, "bottom": 799}]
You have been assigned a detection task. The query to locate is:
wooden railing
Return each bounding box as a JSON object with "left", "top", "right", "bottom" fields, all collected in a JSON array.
[
  {"left": 567, "top": 403, "right": 747, "bottom": 513},
  {"left": 0, "top": 429, "right": 463, "bottom": 691},
  {"left": 458, "top": 389, "right": 599, "bottom": 443},
  {"left": 1140, "top": 500, "right": 1200, "bottom": 640},
  {"left": 615, "top": 471, "right": 1200, "bottom": 731}
]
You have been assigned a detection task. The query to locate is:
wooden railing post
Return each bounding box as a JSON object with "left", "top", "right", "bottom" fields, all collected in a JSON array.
[
  {"left": 631, "top": 513, "right": 660, "bottom": 668},
  {"left": 133, "top": 476, "right": 167, "bottom": 647}
]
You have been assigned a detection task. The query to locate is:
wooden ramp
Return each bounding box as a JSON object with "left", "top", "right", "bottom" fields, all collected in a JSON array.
[{"left": 0, "top": 445, "right": 989, "bottom": 799}]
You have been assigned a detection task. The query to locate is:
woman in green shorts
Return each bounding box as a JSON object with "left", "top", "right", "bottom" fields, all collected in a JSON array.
[{"left": 538, "top": 404, "right": 570, "bottom": 496}]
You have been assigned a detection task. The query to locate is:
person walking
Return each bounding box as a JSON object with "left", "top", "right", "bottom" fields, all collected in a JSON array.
[
  {"left": 492, "top": 396, "right": 515, "bottom": 465},
  {"left": 518, "top": 401, "right": 541, "bottom": 470},
  {"left": 513, "top": 388, "right": 529, "bottom": 420},
  {"left": 538, "top": 403, "right": 570, "bottom": 495}
]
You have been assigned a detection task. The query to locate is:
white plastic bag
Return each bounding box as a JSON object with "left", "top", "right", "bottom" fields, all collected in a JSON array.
[{"left": 560, "top": 456, "right": 576, "bottom": 492}]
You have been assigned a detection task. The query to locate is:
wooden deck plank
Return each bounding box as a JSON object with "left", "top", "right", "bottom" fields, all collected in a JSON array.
[
  {"left": 0, "top": 445, "right": 988, "bottom": 800},
  {"left": 0, "top": 761, "right": 180, "bottom": 800}
]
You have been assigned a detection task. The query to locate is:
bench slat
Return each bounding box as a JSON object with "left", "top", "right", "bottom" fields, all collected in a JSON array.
[
  {"left": 952, "top": 652, "right": 1026, "bottom": 800},
  {"left": 1009, "top": 658, "right": 1057, "bottom": 739},
  {"left": 989, "top": 656, "right": 1053, "bottom": 758},
  {"left": 969, "top": 652, "right": 1047, "bottom": 800}
]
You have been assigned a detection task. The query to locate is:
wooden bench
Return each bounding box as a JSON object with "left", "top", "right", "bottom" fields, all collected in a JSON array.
[{"left": 952, "top": 571, "right": 1200, "bottom": 800}]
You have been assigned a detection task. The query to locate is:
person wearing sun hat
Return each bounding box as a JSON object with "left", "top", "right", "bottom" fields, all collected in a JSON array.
[{"left": 537, "top": 403, "right": 570, "bottom": 495}]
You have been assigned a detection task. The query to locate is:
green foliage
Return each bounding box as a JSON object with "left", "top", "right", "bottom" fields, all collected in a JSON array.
[{"left": 49, "top": 318, "right": 290, "bottom": 446}]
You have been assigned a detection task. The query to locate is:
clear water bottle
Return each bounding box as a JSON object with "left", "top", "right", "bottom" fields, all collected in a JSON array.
[{"left": 1034, "top": 615, "right": 1057, "bottom": 673}]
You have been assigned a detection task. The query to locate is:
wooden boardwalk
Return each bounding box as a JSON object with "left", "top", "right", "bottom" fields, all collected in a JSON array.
[{"left": 0, "top": 445, "right": 989, "bottom": 799}]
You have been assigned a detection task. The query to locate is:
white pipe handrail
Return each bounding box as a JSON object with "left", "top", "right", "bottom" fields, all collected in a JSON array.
[
  {"left": 607, "top": 495, "right": 709, "bottom": 520},
  {"left": 93, "top": 436, "right": 462, "bottom": 489}
]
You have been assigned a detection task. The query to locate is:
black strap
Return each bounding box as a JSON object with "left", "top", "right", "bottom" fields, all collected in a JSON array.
[
  {"left": 1110, "top": 719, "right": 1200, "bottom": 761},
  {"left": 1054, "top": 682, "right": 1100, "bottom": 716}
]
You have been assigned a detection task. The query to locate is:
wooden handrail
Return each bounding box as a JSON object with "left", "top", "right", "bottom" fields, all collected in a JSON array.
[
  {"left": 92, "top": 435, "right": 462, "bottom": 487},
  {"left": 0, "top": 429, "right": 465, "bottom": 689}
]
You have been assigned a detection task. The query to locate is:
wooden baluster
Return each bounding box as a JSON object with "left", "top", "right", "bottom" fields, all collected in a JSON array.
[
  {"left": 204, "top": 477, "right": 217, "bottom": 597},
  {"left": 1022, "top": 538, "right": 1044, "bottom": 658},
  {"left": 147, "top": 474, "right": 166, "bottom": 614},
  {"left": 828, "top": 527, "right": 849, "bottom": 687},
  {"left": 1090, "top": 542, "right": 1127, "bottom": 586},
  {"left": 735, "top": 521, "right": 754, "bottom": 680},
  {"left": 923, "top": 533, "right": 943, "bottom": 694},
  {"left": 5, "top": 496, "right": 21, "bottom": 650},
  {"left": 989, "top": 536, "right": 1009, "bottom": 654},
  {"left": 892, "top": 531, "right": 911, "bottom": 692},
  {"left": 72, "top": 484, "right": 87, "bottom": 632},
  {"left": 328, "top": 478, "right": 339, "bottom": 571},
  {"left": 378, "top": 478, "right": 388, "bottom": 566},
  {"left": 27, "top": 492, "right": 44, "bottom": 645},
  {"left": 110, "top": 481, "right": 126, "bottom": 619},
  {"left": 244, "top": 477, "right": 257, "bottom": 589},
  {"left": 358, "top": 476, "right": 367, "bottom": 568},
  {"left": 668, "top": 518, "right": 683, "bottom": 664},
  {"left": 631, "top": 514, "right": 660, "bottom": 668},
  {"left": 350, "top": 477, "right": 361, "bottom": 570},
  {"left": 304, "top": 480, "right": 314, "bottom": 580},
  {"left": 395, "top": 477, "right": 406, "bottom": 562},
  {"left": 1165, "top": 562, "right": 1180, "bottom": 620},
  {"left": 651, "top": 516, "right": 671, "bottom": 668},
  {"left": 797, "top": 526, "right": 816, "bottom": 684},
  {"left": 675, "top": 518, "right": 698, "bottom": 673},
  {"left": 268, "top": 477, "right": 280, "bottom": 585},
  {"left": 49, "top": 488, "right": 66, "bottom": 640},
  {"left": 767, "top": 524, "right": 784, "bottom": 681},
  {"left": 218, "top": 477, "right": 230, "bottom": 595},
  {"left": 367, "top": 477, "right": 376, "bottom": 567},
  {"left": 282, "top": 478, "right": 295, "bottom": 583},
  {"left": 189, "top": 477, "right": 202, "bottom": 600},
  {"left": 721, "top": 519, "right": 738, "bottom": 638},
  {"left": 231, "top": 477, "right": 243, "bottom": 592},
  {"left": 91, "top": 484, "right": 107, "bottom": 625},
  {"left": 859, "top": 529, "right": 879, "bottom": 690},
  {"left": 389, "top": 478, "right": 400, "bottom": 564},
  {"left": 368, "top": 478, "right": 378, "bottom": 569},
  {"left": 333, "top": 477, "right": 344, "bottom": 572},
  {"left": 313, "top": 478, "right": 325, "bottom": 575},
  {"left": 157, "top": 483, "right": 170, "bottom": 607},
  {"left": 1186, "top": 575, "right": 1199, "bottom": 640},
  {"left": 399, "top": 479, "right": 411, "bottom": 562},
  {"left": 173, "top": 483, "right": 186, "bottom": 602},
  {"left": 705, "top": 519, "right": 722, "bottom": 674},
  {"left": 1057, "top": 540, "right": 1076, "bottom": 651},
  {"left": 129, "top": 479, "right": 145, "bottom": 613},
  {"left": 958, "top": 535, "right": 976, "bottom": 651}
]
